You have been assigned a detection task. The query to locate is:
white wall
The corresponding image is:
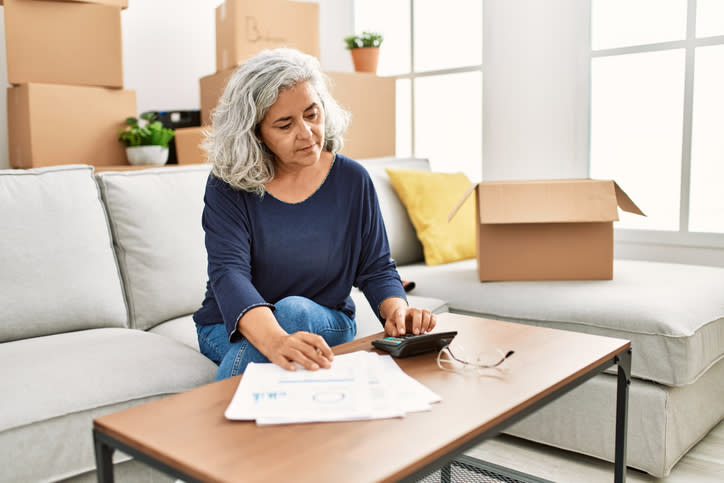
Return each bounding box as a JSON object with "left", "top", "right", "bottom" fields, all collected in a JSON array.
[
  {"left": 480, "top": 0, "right": 724, "bottom": 267},
  {"left": 121, "top": 0, "right": 223, "bottom": 114},
  {"left": 122, "top": 0, "right": 353, "bottom": 114},
  {"left": 0, "top": 0, "right": 354, "bottom": 169},
  {"left": 482, "top": 0, "right": 590, "bottom": 181}
]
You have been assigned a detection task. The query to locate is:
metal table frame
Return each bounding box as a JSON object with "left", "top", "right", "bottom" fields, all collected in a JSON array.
[
  {"left": 400, "top": 347, "right": 631, "bottom": 483},
  {"left": 94, "top": 347, "right": 631, "bottom": 483}
]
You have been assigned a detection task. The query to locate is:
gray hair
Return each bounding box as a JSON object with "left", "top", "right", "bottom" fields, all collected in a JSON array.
[{"left": 204, "top": 48, "right": 350, "bottom": 195}]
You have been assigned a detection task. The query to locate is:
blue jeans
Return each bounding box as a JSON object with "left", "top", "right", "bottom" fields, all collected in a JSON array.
[{"left": 196, "top": 296, "right": 356, "bottom": 380}]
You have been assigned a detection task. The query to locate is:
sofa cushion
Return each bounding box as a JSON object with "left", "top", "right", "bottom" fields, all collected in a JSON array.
[
  {"left": 507, "top": 357, "right": 724, "bottom": 477},
  {"left": 358, "top": 157, "right": 429, "bottom": 266},
  {"left": 0, "top": 328, "right": 217, "bottom": 482},
  {"left": 149, "top": 314, "right": 200, "bottom": 351},
  {"left": 386, "top": 168, "right": 476, "bottom": 266},
  {"left": 398, "top": 259, "right": 724, "bottom": 386},
  {"left": 0, "top": 165, "right": 127, "bottom": 342},
  {"left": 96, "top": 165, "right": 211, "bottom": 331}
]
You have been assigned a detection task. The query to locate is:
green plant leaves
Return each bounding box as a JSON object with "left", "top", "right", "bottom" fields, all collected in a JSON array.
[
  {"left": 140, "top": 111, "right": 157, "bottom": 122},
  {"left": 117, "top": 113, "right": 175, "bottom": 148},
  {"left": 344, "top": 31, "right": 383, "bottom": 49}
]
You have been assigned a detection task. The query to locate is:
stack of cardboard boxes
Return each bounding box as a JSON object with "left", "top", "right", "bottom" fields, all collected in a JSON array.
[
  {"left": 176, "top": 0, "right": 396, "bottom": 165},
  {"left": 3, "top": 0, "right": 137, "bottom": 169},
  {"left": 3, "top": 0, "right": 397, "bottom": 169}
]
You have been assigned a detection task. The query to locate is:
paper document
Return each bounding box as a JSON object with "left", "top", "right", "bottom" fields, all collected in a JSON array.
[{"left": 224, "top": 350, "right": 441, "bottom": 425}]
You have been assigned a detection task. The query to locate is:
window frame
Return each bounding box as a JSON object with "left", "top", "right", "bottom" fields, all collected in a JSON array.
[
  {"left": 355, "top": 0, "right": 484, "bottom": 179},
  {"left": 354, "top": 0, "right": 724, "bottom": 258},
  {"left": 591, "top": 0, "right": 724, "bottom": 250}
]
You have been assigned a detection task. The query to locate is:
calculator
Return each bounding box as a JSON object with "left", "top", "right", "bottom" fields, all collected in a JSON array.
[{"left": 371, "top": 331, "right": 458, "bottom": 358}]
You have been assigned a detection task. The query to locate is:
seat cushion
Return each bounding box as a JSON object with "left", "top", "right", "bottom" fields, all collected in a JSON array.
[
  {"left": 399, "top": 259, "right": 724, "bottom": 386},
  {"left": 359, "top": 157, "right": 428, "bottom": 266},
  {"left": 149, "top": 314, "right": 200, "bottom": 351},
  {"left": 0, "top": 328, "right": 217, "bottom": 482},
  {"left": 96, "top": 165, "right": 211, "bottom": 330},
  {"left": 0, "top": 165, "right": 127, "bottom": 342}
]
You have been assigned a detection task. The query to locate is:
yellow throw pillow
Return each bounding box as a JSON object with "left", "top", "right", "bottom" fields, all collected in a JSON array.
[{"left": 386, "top": 168, "right": 476, "bottom": 266}]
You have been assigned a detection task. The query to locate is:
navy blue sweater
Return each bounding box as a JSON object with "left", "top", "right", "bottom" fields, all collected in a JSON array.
[{"left": 193, "top": 154, "right": 407, "bottom": 341}]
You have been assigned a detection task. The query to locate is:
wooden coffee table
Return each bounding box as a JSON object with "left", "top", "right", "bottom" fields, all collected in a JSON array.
[{"left": 93, "top": 313, "right": 631, "bottom": 483}]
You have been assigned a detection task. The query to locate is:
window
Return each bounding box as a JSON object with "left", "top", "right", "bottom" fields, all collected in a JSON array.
[
  {"left": 354, "top": 0, "right": 483, "bottom": 182},
  {"left": 590, "top": 0, "right": 724, "bottom": 242}
]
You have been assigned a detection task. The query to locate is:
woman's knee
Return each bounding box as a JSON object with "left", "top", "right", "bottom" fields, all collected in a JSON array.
[
  {"left": 274, "top": 296, "right": 356, "bottom": 344},
  {"left": 273, "top": 296, "right": 318, "bottom": 333}
]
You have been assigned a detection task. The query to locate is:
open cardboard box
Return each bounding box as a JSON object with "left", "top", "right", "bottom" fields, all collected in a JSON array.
[{"left": 449, "top": 179, "right": 645, "bottom": 281}]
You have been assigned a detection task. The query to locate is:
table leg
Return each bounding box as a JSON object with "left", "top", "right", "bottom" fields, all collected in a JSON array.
[
  {"left": 614, "top": 348, "right": 631, "bottom": 483},
  {"left": 93, "top": 429, "right": 115, "bottom": 483},
  {"left": 440, "top": 462, "right": 452, "bottom": 482}
]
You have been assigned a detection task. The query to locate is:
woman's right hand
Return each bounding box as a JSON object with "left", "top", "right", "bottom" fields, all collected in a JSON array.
[
  {"left": 266, "top": 331, "right": 334, "bottom": 371},
  {"left": 238, "top": 306, "right": 334, "bottom": 371}
]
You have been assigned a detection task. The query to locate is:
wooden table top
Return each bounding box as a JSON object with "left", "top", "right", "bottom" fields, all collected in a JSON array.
[{"left": 94, "top": 313, "right": 630, "bottom": 483}]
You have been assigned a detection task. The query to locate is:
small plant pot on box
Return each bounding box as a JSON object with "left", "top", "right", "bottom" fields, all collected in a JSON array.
[
  {"left": 344, "top": 31, "right": 383, "bottom": 74},
  {"left": 350, "top": 47, "right": 380, "bottom": 74},
  {"left": 118, "top": 112, "right": 175, "bottom": 166},
  {"left": 125, "top": 145, "right": 169, "bottom": 166}
]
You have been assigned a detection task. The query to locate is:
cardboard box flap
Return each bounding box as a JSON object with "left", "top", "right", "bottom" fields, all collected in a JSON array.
[
  {"left": 613, "top": 181, "right": 646, "bottom": 216},
  {"left": 478, "top": 179, "right": 626, "bottom": 224},
  {"left": 447, "top": 182, "right": 477, "bottom": 222}
]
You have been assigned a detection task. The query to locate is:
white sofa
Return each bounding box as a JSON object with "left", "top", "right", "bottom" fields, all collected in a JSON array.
[
  {"left": 1, "top": 159, "right": 722, "bottom": 481},
  {"left": 1, "top": 165, "right": 218, "bottom": 482},
  {"left": 363, "top": 156, "right": 724, "bottom": 478}
]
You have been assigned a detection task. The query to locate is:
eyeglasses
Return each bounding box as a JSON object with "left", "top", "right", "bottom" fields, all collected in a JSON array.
[{"left": 436, "top": 344, "right": 515, "bottom": 373}]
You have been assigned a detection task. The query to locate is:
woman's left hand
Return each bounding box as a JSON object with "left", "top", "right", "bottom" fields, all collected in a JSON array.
[{"left": 381, "top": 298, "right": 437, "bottom": 337}]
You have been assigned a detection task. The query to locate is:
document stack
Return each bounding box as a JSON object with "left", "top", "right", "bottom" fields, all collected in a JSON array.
[{"left": 225, "top": 351, "right": 441, "bottom": 425}]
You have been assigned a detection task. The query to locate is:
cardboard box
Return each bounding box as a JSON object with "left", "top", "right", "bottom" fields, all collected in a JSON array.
[
  {"left": 215, "top": 0, "right": 320, "bottom": 71},
  {"left": 450, "top": 179, "right": 645, "bottom": 281},
  {"left": 200, "top": 66, "right": 237, "bottom": 126},
  {"left": 174, "top": 127, "right": 208, "bottom": 165},
  {"left": 199, "top": 70, "right": 396, "bottom": 160},
  {"left": 7, "top": 83, "right": 137, "bottom": 168},
  {"left": 327, "top": 72, "right": 396, "bottom": 160},
  {"left": 3, "top": 0, "right": 123, "bottom": 88}
]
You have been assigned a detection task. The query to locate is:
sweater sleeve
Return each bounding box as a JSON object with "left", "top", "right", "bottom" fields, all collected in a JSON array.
[
  {"left": 354, "top": 172, "right": 407, "bottom": 324},
  {"left": 202, "top": 177, "right": 273, "bottom": 341}
]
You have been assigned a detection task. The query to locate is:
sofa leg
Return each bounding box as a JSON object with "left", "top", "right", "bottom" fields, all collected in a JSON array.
[
  {"left": 614, "top": 348, "right": 632, "bottom": 483},
  {"left": 93, "top": 429, "right": 115, "bottom": 483}
]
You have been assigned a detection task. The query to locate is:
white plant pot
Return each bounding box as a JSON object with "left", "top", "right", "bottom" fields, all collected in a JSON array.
[{"left": 125, "top": 146, "right": 169, "bottom": 166}]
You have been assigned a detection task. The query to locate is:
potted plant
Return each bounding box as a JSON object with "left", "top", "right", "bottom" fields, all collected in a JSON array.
[
  {"left": 344, "top": 31, "right": 384, "bottom": 74},
  {"left": 118, "top": 112, "right": 175, "bottom": 166}
]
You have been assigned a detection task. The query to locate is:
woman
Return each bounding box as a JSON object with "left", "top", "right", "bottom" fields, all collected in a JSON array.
[{"left": 194, "top": 48, "right": 436, "bottom": 380}]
